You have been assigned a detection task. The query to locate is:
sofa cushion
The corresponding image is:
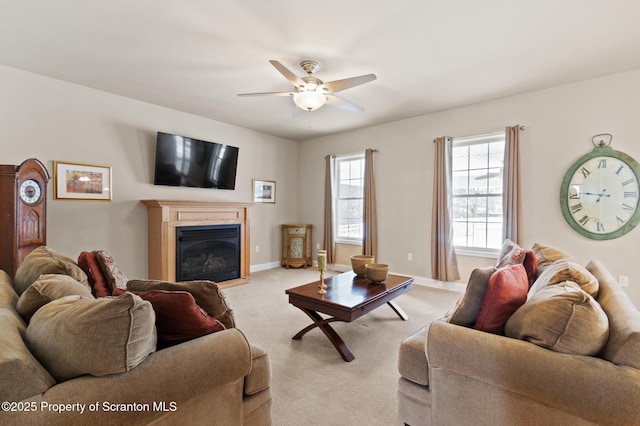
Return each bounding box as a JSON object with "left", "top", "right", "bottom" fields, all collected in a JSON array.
[
  {"left": 0, "top": 270, "right": 56, "bottom": 401},
  {"left": 587, "top": 260, "right": 640, "bottom": 369},
  {"left": 245, "top": 344, "right": 272, "bottom": 396},
  {"left": 26, "top": 293, "right": 156, "bottom": 381},
  {"left": 473, "top": 264, "right": 528, "bottom": 335},
  {"left": 16, "top": 273, "right": 95, "bottom": 320},
  {"left": 528, "top": 259, "right": 599, "bottom": 299},
  {"left": 505, "top": 281, "right": 609, "bottom": 356},
  {"left": 93, "top": 250, "right": 128, "bottom": 292},
  {"left": 14, "top": 246, "right": 90, "bottom": 296},
  {"left": 448, "top": 267, "right": 496, "bottom": 327},
  {"left": 113, "top": 288, "right": 226, "bottom": 348},
  {"left": 77, "top": 251, "right": 111, "bottom": 297},
  {"left": 127, "top": 279, "right": 236, "bottom": 329},
  {"left": 398, "top": 324, "right": 430, "bottom": 386}
]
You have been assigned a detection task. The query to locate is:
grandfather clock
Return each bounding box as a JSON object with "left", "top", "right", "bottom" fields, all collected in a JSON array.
[{"left": 0, "top": 159, "right": 50, "bottom": 277}]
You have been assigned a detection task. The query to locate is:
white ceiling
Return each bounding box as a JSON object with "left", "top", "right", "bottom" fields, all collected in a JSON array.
[{"left": 1, "top": 1, "right": 640, "bottom": 141}]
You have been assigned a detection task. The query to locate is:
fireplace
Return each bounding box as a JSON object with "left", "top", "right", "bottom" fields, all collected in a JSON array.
[
  {"left": 176, "top": 225, "right": 241, "bottom": 282},
  {"left": 142, "top": 200, "right": 251, "bottom": 288}
]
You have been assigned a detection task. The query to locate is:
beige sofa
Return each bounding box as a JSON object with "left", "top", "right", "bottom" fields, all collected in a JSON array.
[
  {"left": 0, "top": 251, "right": 271, "bottom": 425},
  {"left": 398, "top": 259, "right": 640, "bottom": 425}
]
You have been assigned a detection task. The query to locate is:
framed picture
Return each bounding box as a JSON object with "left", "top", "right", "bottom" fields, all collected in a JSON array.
[
  {"left": 54, "top": 161, "right": 112, "bottom": 201},
  {"left": 253, "top": 179, "right": 276, "bottom": 204}
]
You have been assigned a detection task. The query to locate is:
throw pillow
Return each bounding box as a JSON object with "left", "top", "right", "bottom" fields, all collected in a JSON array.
[
  {"left": 14, "top": 246, "right": 90, "bottom": 296},
  {"left": 447, "top": 266, "right": 496, "bottom": 327},
  {"left": 26, "top": 293, "right": 156, "bottom": 382},
  {"left": 17, "top": 274, "right": 95, "bottom": 321},
  {"left": 528, "top": 259, "right": 599, "bottom": 299},
  {"left": 505, "top": 281, "right": 609, "bottom": 356},
  {"left": 496, "top": 239, "right": 526, "bottom": 268},
  {"left": 531, "top": 242, "right": 573, "bottom": 276},
  {"left": 473, "top": 264, "right": 528, "bottom": 335},
  {"left": 77, "top": 251, "right": 112, "bottom": 297},
  {"left": 113, "top": 288, "right": 226, "bottom": 348},
  {"left": 127, "top": 279, "right": 236, "bottom": 329},
  {"left": 93, "top": 250, "right": 128, "bottom": 292},
  {"left": 522, "top": 249, "right": 538, "bottom": 287}
]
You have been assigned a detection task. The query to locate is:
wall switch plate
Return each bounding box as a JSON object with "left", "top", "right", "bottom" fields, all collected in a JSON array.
[
  {"left": 407, "top": 253, "right": 413, "bottom": 261},
  {"left": 619, "top": 275, "right": 629, "bottom": 287},
  {"left": 255, "top": 245, "right": 260, "bottom": 253}
]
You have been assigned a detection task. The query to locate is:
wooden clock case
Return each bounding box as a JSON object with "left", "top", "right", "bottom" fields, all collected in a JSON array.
[{"left": 0, "top": 158, "right": 50, "bottom": 277}]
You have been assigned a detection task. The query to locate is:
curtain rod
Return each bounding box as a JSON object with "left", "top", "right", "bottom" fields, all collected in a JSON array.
[
  {"left": 433, "top": 125, "right": 525, "bottom": 143},
  {"left": 325, "top": 148, "right": 379, "bottom": 159}
]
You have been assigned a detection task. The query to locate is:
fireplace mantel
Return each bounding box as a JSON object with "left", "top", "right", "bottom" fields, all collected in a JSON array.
[{"left": 142, "top": 200, "right": 252, "bottom": 288}]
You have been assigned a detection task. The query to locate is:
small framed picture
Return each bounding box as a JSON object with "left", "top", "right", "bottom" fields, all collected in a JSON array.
[
  {"left": 253, "top": 179, "right": 276, "bottom": 204},
  {"left": 54, "top": 161, "right": 112, "bottom": 201}
]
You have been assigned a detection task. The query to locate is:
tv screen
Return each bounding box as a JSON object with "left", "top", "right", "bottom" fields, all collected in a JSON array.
[{"left": 154, "top": 132, "right": 239, "bottom": 190}]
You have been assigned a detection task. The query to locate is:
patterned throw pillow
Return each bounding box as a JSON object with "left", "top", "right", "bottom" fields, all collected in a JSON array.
[
  {"left": 93, "top": 250, "right": 128, "bottom": 292},
  {"left": 496, "top": 239, "right": 526, "bottom": 268}
]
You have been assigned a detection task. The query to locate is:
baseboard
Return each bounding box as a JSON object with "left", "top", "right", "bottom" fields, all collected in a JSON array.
[{"left": 250, "top": 261, "right": 281, "bottom": 273}]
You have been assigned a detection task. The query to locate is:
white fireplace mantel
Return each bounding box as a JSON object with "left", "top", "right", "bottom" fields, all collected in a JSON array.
[{"left": 142, "top": 200, "right": 252, "bottom": 288}]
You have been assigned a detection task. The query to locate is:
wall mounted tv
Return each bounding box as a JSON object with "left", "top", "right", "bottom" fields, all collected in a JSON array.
[{"left": 154, "top": 132, "right": 239, "bottom": 190}]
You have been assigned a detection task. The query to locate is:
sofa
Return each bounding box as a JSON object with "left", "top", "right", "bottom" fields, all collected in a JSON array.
[
  {"left": 398, "top": 242, "right": 640, "bottom": 425},
  {"left": 0, "top": 246, "right": 271, "bottom": 425}
]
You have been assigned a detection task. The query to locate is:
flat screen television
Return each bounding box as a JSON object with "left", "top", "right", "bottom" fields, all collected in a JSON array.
[{"left": 154, "top": 132, "right": 239, "bottom": 190}]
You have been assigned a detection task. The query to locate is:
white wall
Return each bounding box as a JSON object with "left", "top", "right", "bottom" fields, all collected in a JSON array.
[
  {"left": 299, "top": 69, "right": 640, "bottom": 307},
  {"left": 0, "top": 65, "right": 299, "bottom": 279}
]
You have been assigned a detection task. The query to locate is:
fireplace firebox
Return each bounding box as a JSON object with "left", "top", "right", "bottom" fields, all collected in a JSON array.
[{"left": 176, "top": 224, "right": 241, "bottom": 283}]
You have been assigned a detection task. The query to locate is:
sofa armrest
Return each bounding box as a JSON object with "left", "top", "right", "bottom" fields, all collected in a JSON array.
[
  {"left": 427, "top": 320, "right": 640, "bottom": 425},
  {"left": 11, "top": 328, "right": 252, "bottom": 425}
]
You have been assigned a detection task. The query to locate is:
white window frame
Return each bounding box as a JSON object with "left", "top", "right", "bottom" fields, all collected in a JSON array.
[
  {"left": 333, "top": 153, "right": 365, "bottom": 245},
  {"left": 451, "top": 131, "right": 505, "bottom": 258}
]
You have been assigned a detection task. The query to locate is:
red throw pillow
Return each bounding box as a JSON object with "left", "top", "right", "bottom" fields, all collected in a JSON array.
[
  {"left": 114, "top": 288, "right": 226, "bottom": 348},
  {"left": 473, "top": 264, "right": 528, "bottom": 335},
  {"left": 78, "top": 252, "right": 112, "bottom": 297},
  {"left": 523, "top": 250, "right": 538, "bottom": 287}
]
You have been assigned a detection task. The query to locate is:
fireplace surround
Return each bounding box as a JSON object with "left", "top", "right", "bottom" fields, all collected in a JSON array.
[{"left": 142, "top": 200, "right": 251, "bottom": 288}]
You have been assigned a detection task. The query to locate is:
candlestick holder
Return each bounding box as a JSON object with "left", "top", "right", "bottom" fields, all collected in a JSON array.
[{"left": 317, "top": 270, "right": 327, "bottom": 295}]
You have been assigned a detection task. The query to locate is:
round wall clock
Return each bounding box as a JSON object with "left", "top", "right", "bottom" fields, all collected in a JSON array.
[{"left": 560, "top": 136, "right": 640, "bottom": 240}]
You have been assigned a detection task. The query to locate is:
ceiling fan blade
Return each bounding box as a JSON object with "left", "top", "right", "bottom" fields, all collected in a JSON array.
[
  {"left": 269, "top": 60, "right": 305, "bottom": 88},
  {"left": 325, "top": 94, "right": 364, "bottom": 112},
  {"left": 237, "top": 91, "right": 294, "bottom": 97},
  {"left": 321, "top": 74, "right": 376, "bottom": 93}
]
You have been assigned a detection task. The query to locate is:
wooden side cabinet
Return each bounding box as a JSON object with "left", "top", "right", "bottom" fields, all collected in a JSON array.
[{"left": 281, "top": 224, "right": 312, "bottom": 269}]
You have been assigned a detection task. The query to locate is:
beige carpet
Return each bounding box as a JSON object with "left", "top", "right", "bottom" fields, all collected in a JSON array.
[{"left": 223, "top": 267, "right": 461, "bottom": 426}]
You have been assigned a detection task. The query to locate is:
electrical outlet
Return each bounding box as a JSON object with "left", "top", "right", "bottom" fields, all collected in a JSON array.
[
  {"left": 316, "top": 243, "right": 320, "bottom": 250},
  {"left": 619, "top": 275, "right": 629, "bottom": 287},
  {"left": 255, "top": 245, "right": 260, "bottom": 253},
  {"left": 407, "top": 253, "right": 413, "bottom": 261}
]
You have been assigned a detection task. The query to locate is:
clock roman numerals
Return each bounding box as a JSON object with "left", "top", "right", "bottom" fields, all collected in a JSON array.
[{"left": 580, "top": 167, "right": 590, "bottom": 178}]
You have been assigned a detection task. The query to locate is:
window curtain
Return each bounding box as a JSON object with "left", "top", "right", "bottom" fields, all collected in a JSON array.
[
  {"left": 503, "top": 125, "right": 523, "bottom": 245},
  {"left": 323, "top": 155, "right": 335, "bottom": 264},
  {"left": 363, "top": 149, "right": 378, "bottom": 258},
  {"left": 431, "top": 136, "right": 460, "bottom": 281}
]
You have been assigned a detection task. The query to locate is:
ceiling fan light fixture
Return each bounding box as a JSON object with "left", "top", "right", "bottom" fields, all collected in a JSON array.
[{"left": 293, "top": 90, "right": 326, "bottom": 111}]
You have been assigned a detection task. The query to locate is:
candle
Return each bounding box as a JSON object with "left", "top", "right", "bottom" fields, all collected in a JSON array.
[{"left": 317, "top": 250, "right": 327, "bottom": 271}]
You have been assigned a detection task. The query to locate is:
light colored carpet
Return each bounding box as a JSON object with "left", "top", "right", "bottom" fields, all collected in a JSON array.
[{"left": 223, "top": 267, "right": 461, "bottom": 426}]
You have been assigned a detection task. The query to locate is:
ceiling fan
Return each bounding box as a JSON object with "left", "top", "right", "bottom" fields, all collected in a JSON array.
[{"left": 238, "top": 60, "right": 377, "bottom": 112}]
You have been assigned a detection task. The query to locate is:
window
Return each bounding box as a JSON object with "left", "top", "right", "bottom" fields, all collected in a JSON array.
[
  {"left": 334, "top": 154, "right": 365, "bottom": 243},
  {"left": 451, "top": 132, "right": 505, "bottom": 256}
]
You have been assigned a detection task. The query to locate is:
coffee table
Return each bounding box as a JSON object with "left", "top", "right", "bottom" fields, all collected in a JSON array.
[{"left": 285, "top": 271, "right": 413, "bottom": 362}]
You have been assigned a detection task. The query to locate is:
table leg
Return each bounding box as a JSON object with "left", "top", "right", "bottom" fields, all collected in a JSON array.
[
  {"left": 291, "top": 307, "right": 355, "bottom": 362},
  {"left": 387, "top": 301, "right": 409, "bottom": 320}
]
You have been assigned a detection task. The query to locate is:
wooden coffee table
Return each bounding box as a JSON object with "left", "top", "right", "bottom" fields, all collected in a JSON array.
[{"left": 285, "top": 271, "right": 413, "bottom": 362}]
